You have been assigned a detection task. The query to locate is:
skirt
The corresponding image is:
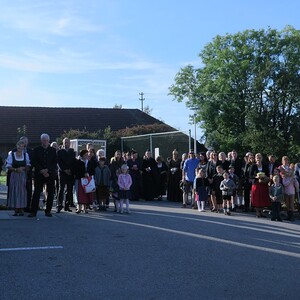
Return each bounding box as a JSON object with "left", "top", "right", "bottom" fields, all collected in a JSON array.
[{"left": 118, "top": 189, "right": 131, "bottom": 199}]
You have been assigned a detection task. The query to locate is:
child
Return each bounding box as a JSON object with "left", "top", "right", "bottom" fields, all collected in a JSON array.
[
  {"left": 228, "top": 165, "right": 239, "bottom": 211},
  {"left": 220, "top": 172, "right": 236, "bottom": 215},
  {"left": 212, "top": 165, "right": 224, "bottom": 212},
  {"left": 269, "top": 175, "right": 284, "bottom": 221},
  {"left": 117, "top": 164, "right": 132, "bottom": 213},
  {"left": 95, "top": 157, "right": 111, "bottom": 211},
  {"left": 194, "top": 168, "right": 209, "bottom": 212}
]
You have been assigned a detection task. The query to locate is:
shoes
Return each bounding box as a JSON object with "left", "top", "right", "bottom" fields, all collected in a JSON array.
[
  {"left": 227, "top": 211, "right": 231, "bottom": 216},
  {"left": 64, "top": 208, "right": 72, "bottom": 212},
  {"left": 56, "top": 207, "right": 62, "bottom": 213},
  {"left": 277, "top": 218, "right": 283, "bottom": 222},
  {"left": 200, "top": 209, "right": 205, "bottom": 212},
  {"left": 271, "top": 217, "right": 276, "bottom": 221},
  {"left": 75, "top": 209, "right": 81, "bottom": 214},
  {"left": 28, "top": 213, "right": 37, "bottom": 218},
  {"left": 19, "top": 213, "right": 24, "bottom": 216},
  {"left": 84, "top": 210, "right": 89, "bottom": 214},
  {"left": 13, "top": 213, "right": 18, "bottom": 216},
  {"left": 45, "top": 212, "right": 53, "bottom": 217},
  {"left": 181, "top": 204, "right": 187, "bottom": 208},
  {"left": 211, "top": 208, "right": 217, "bottom": 212}
]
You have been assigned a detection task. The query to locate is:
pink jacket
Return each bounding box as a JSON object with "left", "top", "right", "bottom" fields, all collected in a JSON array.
[
  {"left": 118, "top": 174, "right": 132, "bottom": 190},
  {"left": 282, "top": 176, "right": 295, "bottom": 195}
]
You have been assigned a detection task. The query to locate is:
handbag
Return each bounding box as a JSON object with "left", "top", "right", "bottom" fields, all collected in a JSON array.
[{"left": 81, "top": 176, "right": 96, "bottom": 193}]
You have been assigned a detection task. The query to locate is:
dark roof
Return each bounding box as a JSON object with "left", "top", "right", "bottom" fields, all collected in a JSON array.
[{"left": 0, "top": 106, "right": 174, "bottom": 144}]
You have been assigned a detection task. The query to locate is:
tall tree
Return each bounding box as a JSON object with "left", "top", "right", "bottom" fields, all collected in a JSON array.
[{"left": 169, "top": 26, "right": 300, "bottom": 159}]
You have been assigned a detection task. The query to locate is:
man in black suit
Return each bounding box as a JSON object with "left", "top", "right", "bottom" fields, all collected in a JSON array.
[
  {"left": 29, "top": 133, "right": 57, "bottom": 217},
  {"left": 56, "top": 137, "right": 75, "bottom": 213},
  {"left": 267, "top": 154, "right": 280, "bottom": 179}
]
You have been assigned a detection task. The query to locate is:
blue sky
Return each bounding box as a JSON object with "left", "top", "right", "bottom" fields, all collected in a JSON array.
[{"left": 0, "top": 0, "right": 300, "bottom": 137}]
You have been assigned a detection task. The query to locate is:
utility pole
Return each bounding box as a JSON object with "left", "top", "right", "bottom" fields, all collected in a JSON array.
[{"left": 139, "top": 92, "right": 145, "bottom": 112}]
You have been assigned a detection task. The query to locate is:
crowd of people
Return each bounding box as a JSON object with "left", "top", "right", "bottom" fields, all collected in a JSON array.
[
  {"left": 2, "top": 134, "right": 300, "bottom": 222},
  {"left": 182, "top": 150, "right": 300, "bottom": 221}
]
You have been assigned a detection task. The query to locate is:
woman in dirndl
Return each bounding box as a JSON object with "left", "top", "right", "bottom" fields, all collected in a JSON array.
[{"left": 6, "top": 140, "right": 31, "bottom": 216}]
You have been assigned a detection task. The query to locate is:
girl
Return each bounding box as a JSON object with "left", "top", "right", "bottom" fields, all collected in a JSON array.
[
  {"left": 117, "top": 164, "right": 132, "bottom": 213},
  {"left": 194, "top": 168, "right": 209, "bottom": 212}
]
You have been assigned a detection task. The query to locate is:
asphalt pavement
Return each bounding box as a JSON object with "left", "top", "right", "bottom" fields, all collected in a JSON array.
[{"left": 1, "top": 184, "right": 300, "bottom": 300}]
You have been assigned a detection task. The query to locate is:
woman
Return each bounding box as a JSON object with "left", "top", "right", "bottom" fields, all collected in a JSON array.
[
  {"left": 166, "top": 150, "right": 182, "bottom": 202},
  {"left": 280, "top": 156, "right": 296, "bottom": 221},
  {"left": 206, "top": 151, "right": 220, "bottom": 211},
  {"left": 141, "top": 150, "right": 158, "bottom": 201},
  {"left": 249, "top": 153, "right": 270, "bottom": 218},
  {"left": 87, "top": 148, "right": 98, "bottom": 209},
  {"left": 110, "top": 150, "right": 125, "bottom": 210},
  {"left": 73, "top": 149, "right": 95, "bottom": 213},
  {"left": 242, "top": 152, "right": 254, "bottom": 212},
  {"left": 127, "top": 150, "right": 142, "bottom": 201},
  {"left": 218, "top": 152, "right": 230, "bottom": 172},
  {"left": 6, "top": 140, "right": 31, "bottom": 216},
  {"left": 155, "top": 156, "right": 168, "bottom": 200}
]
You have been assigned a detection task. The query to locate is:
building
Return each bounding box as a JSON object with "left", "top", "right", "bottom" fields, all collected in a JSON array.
[{"left": 0, "top": 106, "right": 175, "bottom": 157}]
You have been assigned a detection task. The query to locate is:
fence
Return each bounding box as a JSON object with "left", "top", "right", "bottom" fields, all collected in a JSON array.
[{"left": 121, "top": 131, "right": 205, "bottom": 160}]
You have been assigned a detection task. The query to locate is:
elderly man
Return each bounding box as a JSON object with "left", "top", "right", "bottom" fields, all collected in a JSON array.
[
  {"left": 28, "top": 133, "right": 57, "bottom": 217},
  {"left": 56, "top": 138, "right": 76, "bottom": 213}
]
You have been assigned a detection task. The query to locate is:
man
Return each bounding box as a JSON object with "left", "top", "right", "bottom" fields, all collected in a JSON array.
[
  {"left": 56, "top": 138, "right": 75, "bottom": 213},
  {"left": 29, "top": 133, "right": 57, "bottom": 217},
  {"left": 182, "top": 150, "right": 199, "bottom": 208},
  {"left": 267, "top": 154, "right": 279, "bottom": 180}
]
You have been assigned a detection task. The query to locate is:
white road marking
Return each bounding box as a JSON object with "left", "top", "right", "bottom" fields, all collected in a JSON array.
[{"left": 0, "top": 246, "right": 63, "bottom": 252}]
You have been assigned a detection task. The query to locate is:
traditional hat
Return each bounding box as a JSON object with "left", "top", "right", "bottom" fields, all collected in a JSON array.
[{"left": 255, "top": 172, "right": 265, "bottom": 178}]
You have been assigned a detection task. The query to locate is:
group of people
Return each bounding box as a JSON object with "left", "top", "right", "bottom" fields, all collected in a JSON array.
[
  {"left": 181, "top": 150, "right": 300, "bottom": 221},
  {"left": 4, "top": 134, "right": 300, "bottom": 222},
  {"left": 4, "top": 134, "right": 170, "bottom": 217}
]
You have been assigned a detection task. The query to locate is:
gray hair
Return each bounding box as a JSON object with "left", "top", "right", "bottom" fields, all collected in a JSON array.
[{"left": 40, "top": 133, "right": 50, "bottom": 141}]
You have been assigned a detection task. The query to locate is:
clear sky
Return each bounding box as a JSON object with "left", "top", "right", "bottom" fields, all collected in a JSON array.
[{"left": 0, "top": 0, "right": 300, "bottom": 138}]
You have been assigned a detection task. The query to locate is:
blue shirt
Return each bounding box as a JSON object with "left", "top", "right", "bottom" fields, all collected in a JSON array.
[{"left": 183, "top": 158, "right": 200, "bottom": 182}]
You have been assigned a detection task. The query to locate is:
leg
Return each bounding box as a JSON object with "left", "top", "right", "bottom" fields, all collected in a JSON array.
[
  {"left": 45, "top": 178, "right": 55, "bottom": 214},
  {"left": 30, "top": 177, "right": 44, "bottom": 215},
  {"left": 57, "top": 172, "right": 66, "bottom": 211},
  {"left": 126, "top": 199, "right": 130, "bottom": 213}
]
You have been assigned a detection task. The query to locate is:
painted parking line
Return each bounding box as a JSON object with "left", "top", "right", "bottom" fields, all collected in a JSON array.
[{"left": 0, "top": 246, "right": 63, "bottom": 252}]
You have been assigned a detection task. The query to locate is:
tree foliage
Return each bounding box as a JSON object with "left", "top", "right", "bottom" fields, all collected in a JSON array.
[
  {"left": 169, "top": 26, "right": 300, "bottom": 160},
  {"left": 59, "top": 123, "right": 172, "bottom": 159}
]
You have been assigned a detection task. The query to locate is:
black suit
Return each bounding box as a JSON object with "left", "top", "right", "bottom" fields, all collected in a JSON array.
[
  {"left": 31, "top": 145, "right": 57, "bottom": 215},
  {"left": 57, "top": 148, "right": 76, "bottom": 209}
]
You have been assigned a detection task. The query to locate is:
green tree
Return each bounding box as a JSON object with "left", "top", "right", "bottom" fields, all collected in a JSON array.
[
  {"left": 60, "top": 123, "right": 173, "bottom": 159},
  {"left": 169, "top": 26, "right": 300, "bottom": 159}
]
